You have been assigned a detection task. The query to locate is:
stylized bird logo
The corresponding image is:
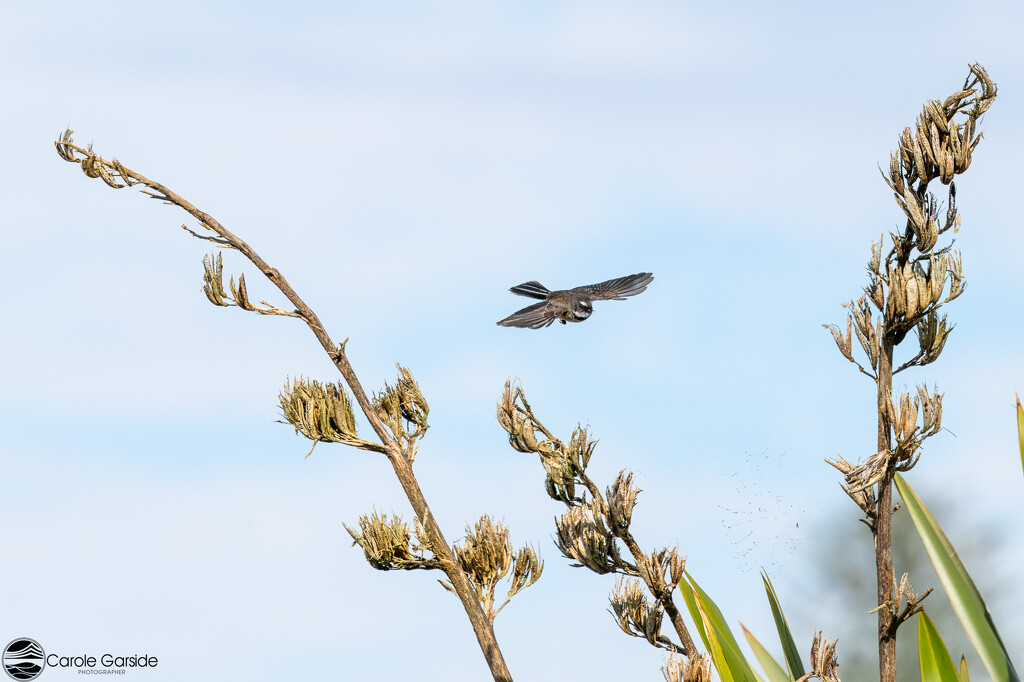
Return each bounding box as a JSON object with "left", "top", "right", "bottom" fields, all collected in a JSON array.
[{"left": 496, "top": 272, "right": 653, "bottom": 329}]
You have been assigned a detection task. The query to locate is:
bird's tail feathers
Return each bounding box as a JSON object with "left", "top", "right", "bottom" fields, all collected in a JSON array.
[{"left": 508, "top": 280, "right": 550, "bottom": 299}]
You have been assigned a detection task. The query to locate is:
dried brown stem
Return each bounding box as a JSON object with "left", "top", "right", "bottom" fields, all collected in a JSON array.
[
  {"left": 617, "top": 528, "right": 696, "bottom": 656},
  {"left": 497, "top": 380, "right": 696, "bottom": 659},
  {"left": 826, "top": 64, "right": 995, "bottom": 682},
  {"left": 566, "top": 454, "right": 696, "bottom": 656},
  {"left": 55, "top": 133, "right": 513, "bottom": 682},
  {"left": 874, "top": 341, "right": 896, "bottom": 682}
]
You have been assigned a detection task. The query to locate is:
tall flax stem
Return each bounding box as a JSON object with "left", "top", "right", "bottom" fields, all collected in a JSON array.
[
  {"left": 54, "top": 134, "right": 513, "bottom": 682},
  {"left": 875, "top": 342, "right": 896, "bottom": 682},
  {"left": 824, "top": 63, "right": 996, "bottom": 682}
]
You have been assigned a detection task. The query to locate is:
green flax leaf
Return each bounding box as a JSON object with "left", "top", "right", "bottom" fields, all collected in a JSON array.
[
  {"left": 895, "top": 474, "right": 1019, "bottom": 682},
  {"left": 918, "top": 611, "right": 961, "bottom": 682},
  {"left": 762, "top": 571, "right": 805, "bottom": 679},
  {"left": 680, "top": 572, "right": 759, "bottom": 682},
  {"left": 741, "top": 624, "right": 790, "bottom": 682}
]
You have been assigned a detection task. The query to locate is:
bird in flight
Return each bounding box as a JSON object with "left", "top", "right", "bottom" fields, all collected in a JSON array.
[{"left": 496, "top": 272, "right": 653, "bottom": 329}]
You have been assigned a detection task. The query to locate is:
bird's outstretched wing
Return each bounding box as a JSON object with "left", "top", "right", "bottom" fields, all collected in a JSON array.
[
  {"left": 496, "top": 300, "right": 558, "bottom": 328},
  {"left": 576, "top": 272, "right": 653, "bottom": 300}
]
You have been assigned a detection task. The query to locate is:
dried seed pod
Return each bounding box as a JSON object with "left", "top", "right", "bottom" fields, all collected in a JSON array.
[
  {"left": 279, "top": 377, "right": 378, "bottom": 453},
  {"left": 506, "top": 545, "right": 543, "bottom": 605},
  {"left": 927, "top": 100, "right": 949, "bottom": 133},
  {"left": 915, "top": 121, "right": 933, "bottom": 164},
  {"left": 395, "top": 365, "right": 429, "bottom": 429},
  {"left": 610, "top": 578, "right": 662, "bottom": 644},
  {"left": 944, "top": 251, "right": 965, "bottom": 302},
  {"left": 452, "top": 515, "right": 518, "bottom": 618},
  {"left": 948, "top": 122, "right": 962, "bottom": 158},
  {"left": 943, "top": 88, "right": 974, "bottom": 109},
  {"left": 886, "top": 394, "right": 899, "bottom": 428},
  {"left": 606, "top": 470, "right": 641, "bottom": 532},
  {"left": 81, "top": 153, "right": 102, "bottom": 178},
  {"left": 916, "top": 268, "right": 932, "bottom": 310},
  {"left": 903, "top": 394, "right": 918, "bottom": 441},
  {"left": 568, "top": 425, "right": 596, "bottom": 473},
  {"left": 888, "top": 153, "right": 904, "bottom": 195},
  {"left": 929, "top": 123, "right": 943, "bottom": 166},
  {"left": 902, "top": 186, "right": 926, "bottom": 233},
  {"left": 343, "top": 511, "right": 433, "bottom": 570},
  {"left": 912, "top": 135, "right": 929, "bottom": 181},
  {"left": 919, "top": 314, "right": 952, "bottom": 366},
  {"left": 904, "top": 265, "right": 919, "bottom": 319},
  {"left": 940, "top": 149, "right": 954, "bottom": 184},
  {"left": 555, "top": 504, "right": 618, "bottom": 574},
  {"left": 900, "top": 126, "right": 914, "bottom": 158},
  {"left": 869, "top": 279, "right": 884, "bottom": 310},
  {"left": 930, "top": 254, "right": 946, "bottom": 303},
  {"left": 824, "top": 318, "right": 854, "bottom": 362},
  {"left": 809, "top": 632, "right": 841, "bottom": 682},
  {"left": 888, "top": 262, "right": 906, "bottom": 317},
  {"left": 869, "top": 239, "right": 883, "bottom": 276},
  {"left": 955, "top": 121, "right": 973, "bottom": 168},
  {"left": 682, "top": 654, "right": 713, "bottom": 682},
  {"left": 55, "top": 129, "right": 78, "bottom": 162},
  {"left": 916, "top": 214, "right": 938, "bottom": 253},
  {"left": 870, "top": 319, "right": 882, "bottom": 369}
]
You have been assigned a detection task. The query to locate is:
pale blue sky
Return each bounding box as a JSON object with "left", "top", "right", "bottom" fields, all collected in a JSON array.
[{"left": 2, "top": 1, "right": 1022, "bottom": 679}]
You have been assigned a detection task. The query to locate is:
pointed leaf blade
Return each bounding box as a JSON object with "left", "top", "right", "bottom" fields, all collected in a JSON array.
[
  {"left": 918, "top": 611, "right": 962, "bottom": 682},
  {"left": 684, "top": 572, "right": 759, "bottom": 682},
  {"left": 762, "top": 571, "right": 805, "bottom": 678},
  {"left": 695, "top": 596, "right": 738, "bottom": 682},
  {"left": 742, "top": 623, "right": 791, "bottom": 682},
  {"left": 690, "top": 587, "right": 761, "bottom": 682},
  {"left": 895, "top": 474, "right": 1020, "bottom": 682},
  {"left": 678, "top": 574, "right": 712, "bottom": 652}
]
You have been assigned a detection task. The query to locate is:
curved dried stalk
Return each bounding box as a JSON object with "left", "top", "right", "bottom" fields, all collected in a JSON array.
[
  {"left": 55, "top": 131, "right": 515, "bottom": 682},
  {"left": 498, "top": 379, "right": 696, "bottom": 658}
]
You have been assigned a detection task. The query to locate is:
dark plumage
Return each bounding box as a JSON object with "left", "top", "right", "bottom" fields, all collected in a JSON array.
[{"left": 496, "top": 272, "right": 653, "bottom": 329}]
